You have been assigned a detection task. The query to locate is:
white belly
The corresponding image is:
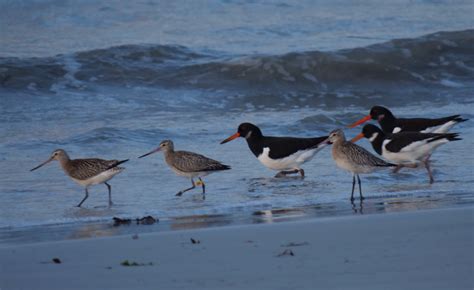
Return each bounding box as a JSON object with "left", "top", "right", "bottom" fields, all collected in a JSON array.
[
  {"left": 71, "top": 168, "right": 124, "bottom": 187},
  {"left": 257, "top": 147, "right": 322, "bottom": 171},
  {"left": 170, "top": 167, "right": 210, "bottom": 179},
  {"left": 334, "top": 155, "right": 375, "bottom": 174},
  {"left": 420, "top": 120, "right": 457, "bottom": 133},
  {"left": 382, "top": 138, "right": 449, "bottom": 164}
]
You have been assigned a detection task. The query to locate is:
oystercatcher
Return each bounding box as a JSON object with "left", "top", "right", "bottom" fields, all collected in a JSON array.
[
  {"left": 351, "top": 124, "right": 461, "bottom": 183},
  {"left": 220, "top": 123, "right": 328, "bottom": 177},
  {"left": 349, "top": 105, "right": 467, "bottom": 134},
  {"left": 327, "top": 129, "right": 395, "bottom": 201},
  {"left": 139, "top": 140, "right": 230, "bottom": 199}
]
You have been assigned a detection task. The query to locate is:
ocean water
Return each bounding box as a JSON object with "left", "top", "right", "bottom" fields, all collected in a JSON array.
[{"left": 1, "top": 0, "right": 473, "bottom": 244}]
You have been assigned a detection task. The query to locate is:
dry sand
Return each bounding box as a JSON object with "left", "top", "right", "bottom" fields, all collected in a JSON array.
[{"left": 1, "top": 206, "right": 473, "bottom": 290}]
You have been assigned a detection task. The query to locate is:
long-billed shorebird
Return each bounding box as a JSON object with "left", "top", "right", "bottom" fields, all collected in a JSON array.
[
  {"left": 328, "top": 129, "right": 395, "bottom": 201},
  {"left": 349, "top": 105, "right": 467, "bottom": 134},
  {"left": 351, "top": 124, "right": 461, "bottom": 183},
  {"left": 139, "top": 140, "right": 230, "bottom": 199},
  {"left": 30, "top": 149, "right": 128, "bottom": 207},
  {"left": 220, "top": 123, "right": 328, "bottom": 178}
]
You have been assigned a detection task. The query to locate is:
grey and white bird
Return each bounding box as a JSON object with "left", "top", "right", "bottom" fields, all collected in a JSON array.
[
  {"left": 327, "top": 129, "right": 395, "bottom": 201},
  {"left": 139, "top": 140, "right": 230, "bottom": 198},
  {"left": 30, "top": 149, "right": 128, "bottom": 207}
]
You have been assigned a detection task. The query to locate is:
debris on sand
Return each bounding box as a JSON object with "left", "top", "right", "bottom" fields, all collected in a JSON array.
[
  {"left": 136, "top": 216, "right": 158, "bottom": 225},
  {"left": 120, "top": 260, "right": 154, "bottom": 267},
  {"left": 113, "top": 217, "right": 132, "bottom": 226},
  {"left": 276, "top": 249, "right": 295, "bottom": 257},
  {"left": 52, "top": 258, "right": 62, "bottom": 264},
  {"left": 113, "top": 216, "right": 159, "bottom": 226},
  {"left": 281, "top": 242, "right": 309, "bottom": 247}
]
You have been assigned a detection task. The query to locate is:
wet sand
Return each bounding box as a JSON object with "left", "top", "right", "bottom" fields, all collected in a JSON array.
[{"left": 1, "top": 206, "right": 472, "bottom": 290}]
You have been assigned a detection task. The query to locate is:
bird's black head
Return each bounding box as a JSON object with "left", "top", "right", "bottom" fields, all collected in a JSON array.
[
  {"left": 351, "top": 124, "right": 384, "bottom": 143},
  {"left": 220, "top": 122, "right": 263, "bottom": 144},
  {"left": 237, "top": 123, "right": 263, "bottom": 139},
  {"left": 369, "top": 106, "right": 394, "bottom": 122},
  {"left": 362, "top": 124, "right": 384, "bottom": 140}
]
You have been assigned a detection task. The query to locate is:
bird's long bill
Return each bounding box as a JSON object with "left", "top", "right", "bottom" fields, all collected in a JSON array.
[
  {"left": 348, "top": 115, "right": 371, "bottom": 128},
  {"left": 351, "top": 133, "right": 364, "bottom": 143},
  {"left": 138, "top": 147, "right": 160, "bottom": 158},
  {"left": 220, "top": 132, "right": 240, "bottom": 144},
  {"left": 30, "top": 157, "right": 53, "bottom": 171}
]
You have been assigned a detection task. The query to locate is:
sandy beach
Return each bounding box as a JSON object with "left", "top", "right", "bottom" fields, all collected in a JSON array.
[{"left": 1, "top": 206, "right": 472, "bottom": 290}]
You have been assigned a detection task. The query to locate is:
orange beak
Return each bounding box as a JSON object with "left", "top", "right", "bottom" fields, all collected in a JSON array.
[
  {"left": 220, "top": 132, "right": 240, "bottom": 144},
  {"left": 351, "top": 133, "right": 364, "bottom": 143},
  {"left": 348, "top": 115, "right": 371, "bottom": 128}
]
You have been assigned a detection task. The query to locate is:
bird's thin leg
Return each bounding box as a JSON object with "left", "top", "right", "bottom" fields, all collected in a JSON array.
[
  {"left": 275, "top": 169, "right": 299, "bottom": 178},
  {"left": 357, "top": 174, "right": 364, "bottom": 200},
  {"left": 105, "top": 182, "right": 113, "bottom": 206},
  {"left": 424, "top": 158, "right": 434, "bottom": 184},
  {"left": 176, "top": 179, "right": 196, "bottom": 196},
  {"left": 77, "top": 187, "right": 89, "bottom": 207},
  {"left": 298, "top": 169, "right": 305, "bottom": 178},
  {"left": 198, "top": 177, "right": 206, "bottom": 200},
  {"left": 350, "top": 174, "right": 356, "bottom": 202},
  {"left": 426, "top": 153, "right": 432, "bottom": 163},
  {"left": 392, "top": 165, "right": 403, "bottom": 173}
]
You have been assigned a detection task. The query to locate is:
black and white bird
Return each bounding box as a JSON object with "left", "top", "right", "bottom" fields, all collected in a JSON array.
[
  {"left": 30, "top": 149, "right": 128, "bottom": 207},
  {"left": 139, "top": 140, "right": 230, "bottom": 199},
  {"left": 220, "top": 123, "right": 328, "bottom": 178},
  {"left": 328, "top": 129, "right": 395, "bottom": 201},
  {"left": 351, "top": 124, "right": 461, "bottom": 183},
  {"left": 349, "top": 105, "right": 467, "bottom": 134}
]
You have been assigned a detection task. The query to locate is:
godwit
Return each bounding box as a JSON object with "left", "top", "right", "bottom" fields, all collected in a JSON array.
[
  {"left": 220, "top": 123, "right": 328, "bottom": 178},
  {"left": 349, "top": 105, "right": 467, "bottom": 134},
  {"left": 328, "top": 129, "right": 395, "bottom": 201},
  {"left": 351, "top": 124, "right": 461, "bottom": 183},
  {"left": 30, "top": 149, "right": 128, "bottom": 207},
  {"left": 139, "top": 140, "right": 230, "bottom": 199}
]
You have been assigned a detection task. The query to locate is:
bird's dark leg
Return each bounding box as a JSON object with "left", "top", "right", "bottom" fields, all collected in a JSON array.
[
  {"left": 298, "top": 169, "right": 305, "bottom": 178},
  {"left": 105, "top": 182, "right": 113, "bottom": 206},
  {"left": 275, "top": 169, "right": 299, "bottom": 178},
  {"left": 176, "top": 179, "right": 196, "bottom": 196},
  {"left": 350, "top": 175, "right": 356, "bottom": 202},
  {"left": 77, "top": 187, "right": 89, "bottom": 207},
  {"left": 357, "top": 174, "right": 364, "bottom": 200},
  {"left": 199, "top": 177, "right": 206, "bottom": 200},
  {"left": 392, "top": 165, "right": 403, "bottom": 173},
  {"left": 424, "top": 158, "right": 434, "bottom": 184}
]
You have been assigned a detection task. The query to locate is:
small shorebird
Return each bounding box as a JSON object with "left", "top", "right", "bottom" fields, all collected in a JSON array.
[
  {"left": 139, "top": 140, "right": 230, "bottom": 198},
  {"left": 351, "top": 124, "right": 461, "bottom": 183},
  {"left": 30, "top": 149, "right": 128, "bottom": 207},
  {"left": 328, "top": 129, "right": 395, "bottom": 201},
  {"left": 220, "top": 123, "right": 328, "bottom": 177},
  {"left": 349, "top": 105, "right": 467, "bottom": 134}
]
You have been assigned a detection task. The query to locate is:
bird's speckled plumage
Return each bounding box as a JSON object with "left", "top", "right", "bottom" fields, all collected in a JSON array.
[
  {"left": 65, "top": 158, "right": 126, "bottom": 180},
  {"left": 139, "top": 140, "right": 230, "bottom": 198},
  {"left": 328, "top": 129, "right": 394, "bottom": 201},
  {"left": 30, "top": 149, "right": 128, "bottom": 207},
  {"left": 330, "top": 129, "right": 393, "bottom": 174}
]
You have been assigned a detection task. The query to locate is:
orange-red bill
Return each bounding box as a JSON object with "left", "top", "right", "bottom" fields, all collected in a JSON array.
[
  {"left": 220, "top": 132, "right": 240, "bottom": 144},
  {"left": 350, "top": 133, "right": 364, "bottom": 143},
  {"left": 348, "top": 115, "right": 371, "bottom": 128}
]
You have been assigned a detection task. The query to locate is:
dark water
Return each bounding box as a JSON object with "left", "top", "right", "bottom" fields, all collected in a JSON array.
[{"left": 0, "top": 0, "right": 473, "bottom": 244}]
